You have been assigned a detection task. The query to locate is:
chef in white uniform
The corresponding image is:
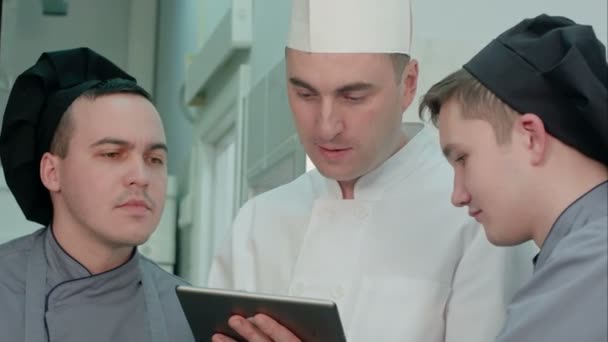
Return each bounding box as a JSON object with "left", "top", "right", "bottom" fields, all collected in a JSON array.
[{"left": 208, "top": 1, "right": 534, "bottom": 341}]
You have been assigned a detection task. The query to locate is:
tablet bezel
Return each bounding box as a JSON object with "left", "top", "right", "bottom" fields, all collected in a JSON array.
[{"left": 175, "top": 285, "right": 347, "bottom": 342}]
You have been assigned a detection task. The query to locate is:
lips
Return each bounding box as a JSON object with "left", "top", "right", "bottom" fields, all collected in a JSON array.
[
  {"left": 117, "top": 199, "right": 151, "bottom": 211},
  {"left": 317, "top": 145, "right": 352, "bottom": 161},
  {"left": 469, "top": 209, "right": 482, "bottom": 219}
]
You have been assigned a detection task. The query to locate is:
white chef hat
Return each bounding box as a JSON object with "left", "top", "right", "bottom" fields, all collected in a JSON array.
[{"left": 287, "top": 0, "right": 413, "bottom": 54}]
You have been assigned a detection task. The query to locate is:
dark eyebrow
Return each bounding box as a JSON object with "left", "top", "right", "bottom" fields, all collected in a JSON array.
[
  {"left": 90, "top": 138, "right": 168, "bottom": 153},
  {"left": 148, "top": 143, "right": 168, "bottom": 154},
  {"left": 90, "top": 138, "right": 133, "bottom": 149},
  {"left": 289, "top": 77, "right": 319, "bottom": 95},
  {"left": 336, "top": 82, "right": 374, "bottom": 94},
  {"left": 289, "top": 77, "right": 374, "bottom": 96}
]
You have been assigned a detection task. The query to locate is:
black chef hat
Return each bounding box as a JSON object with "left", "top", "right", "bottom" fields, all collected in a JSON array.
[
  {"left": 464, "top": 14, "right": 607, "bottom": 165},
  {"left": 0, "top": 47, "right": 136, "bottom": 225}
]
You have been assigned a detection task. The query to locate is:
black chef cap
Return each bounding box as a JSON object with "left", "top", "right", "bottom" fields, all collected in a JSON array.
[
  {"left": 464, "top": 14, "right": 607, "bottom": 165},
  {"left": 0, "top": 47, "right": 136, "bottom": 225}
]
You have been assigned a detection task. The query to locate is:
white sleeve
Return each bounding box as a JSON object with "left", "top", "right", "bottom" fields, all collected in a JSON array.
[{"left": 444, "top": 221, "right": 536, "bottom": 342}]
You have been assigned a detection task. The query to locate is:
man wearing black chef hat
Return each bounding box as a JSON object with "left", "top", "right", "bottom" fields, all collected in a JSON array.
[
  {"left": 0, "top": 47, "right": 194, "bottom": 342},
  {"left": 420, "top": 14, "right": 607, "bottom": 342}
]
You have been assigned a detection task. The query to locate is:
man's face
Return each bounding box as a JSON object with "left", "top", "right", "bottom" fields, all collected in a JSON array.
[
  {"left": 438, "top": 99, "right": 533, "bottom": 246},
  {"left": 53, "top": 93, "right": 167, "bottom": 248},
  {"left": 286, "top": 49, "right": 416, "bottom": 182}
]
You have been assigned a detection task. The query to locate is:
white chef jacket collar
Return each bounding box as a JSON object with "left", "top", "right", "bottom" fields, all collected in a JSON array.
[{"left": 318, "top": 122, "right": 435, "bottom": 200}]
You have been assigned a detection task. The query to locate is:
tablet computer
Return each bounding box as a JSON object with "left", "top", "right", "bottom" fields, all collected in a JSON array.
[{"left": 175, "top": 285, "right": 347, "bottom": 342}]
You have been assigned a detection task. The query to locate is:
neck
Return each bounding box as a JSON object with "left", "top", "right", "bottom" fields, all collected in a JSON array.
[
  {"left": 531, "top": 157, "right": 608, "bottom": 247},
  {"left": 51, "top": 216, "right": 134, "bottom": 274},
  {"left": 337, "top": 131, "right": 409, "bottom": 199},
  {"left": 338, "top": 179, "right": 357, "bottom": 199}
]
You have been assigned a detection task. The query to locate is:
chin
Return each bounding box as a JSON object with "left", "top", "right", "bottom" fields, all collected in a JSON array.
[
  {"left": 320, "top": 171, "right": 360, "bottom": 183},
  {"left": 314, "top": 164, "right": 360, "bottom": 182},
  {"left": 485, "top": 230, "right": 523, "bottom": 247},
  {"left": 118, "top": 234, "right": 153, "bottom": 248},
  {"left": 118, "top": 224, "right": 157, "bottom": 246}
]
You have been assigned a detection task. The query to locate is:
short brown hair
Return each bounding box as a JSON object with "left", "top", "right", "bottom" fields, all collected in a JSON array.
[
  {"left": 418, "top": 68, "right": 519, "bottom": 143},
  {"left": 49, "top": 110, "right": 75, "bottom": 157},
  {"left": 49, "top": 78, "right": 151, "bottom": 157},
  {"left": 388, "top": 53, "right": 410, "bottom": 83}
]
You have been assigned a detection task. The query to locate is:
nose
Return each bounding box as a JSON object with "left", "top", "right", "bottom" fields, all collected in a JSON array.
[
  {"left": 316, "top": 98, "right": 344, "bottom": 141},
  {"left": 125, "top": 157, "right": 150, "bottom": 188},
  {"left": 451, "top": 173, "right": 471, "bottom": 207}
]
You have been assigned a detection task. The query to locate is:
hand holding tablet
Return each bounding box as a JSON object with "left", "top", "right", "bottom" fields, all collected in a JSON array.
[
  {"left": 212, "top": 314, "right": 302, "bottom": 342},
  {"left": 175, "top": 285, "right": 347, "bottom": 342}
]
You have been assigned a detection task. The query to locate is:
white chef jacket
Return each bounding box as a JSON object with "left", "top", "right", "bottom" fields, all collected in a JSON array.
[{"left": 209, "top": 123, "right": 534, "bottom": 342}]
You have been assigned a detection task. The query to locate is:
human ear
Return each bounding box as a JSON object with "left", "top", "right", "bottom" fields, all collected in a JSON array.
[
  {"left": 401, "top": 59, "right": 419, "bottom": 110},
  {"left": 40, "top": 152, "right": 62, "bottom": 192},
  {"left": 518, "top": 113, "right": 548, "bottom": 166}
]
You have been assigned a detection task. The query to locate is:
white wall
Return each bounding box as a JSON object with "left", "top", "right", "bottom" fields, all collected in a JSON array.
[
  {"left": 154, "top": 0, "right": 202, "bottom": 175},
  {"left": 248, "top": 1, "right": 292, "bottom": 86},
  {"left": 0, "top": 0, "right": 18, "bottom": 118},
  {"left": 198, "top": 0, "right": 291, "bottom": 87},
  {"left": 0, "top": 167, "right": 42, "bottom": 243},
  {"left": 7, "top": 0, "right": 131, "bottom": 69},
  {"left": 415, "top": 0, "right": 607, "bottom": 41},
  {"left": 0, "top": 0, "right": 161, "bottom": 126},
  {"left": 200, "top": 0, "right": 231, "bottom": 45},
  {"left": 405, "top": 0, "right": 608, "bottom": 121}
]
